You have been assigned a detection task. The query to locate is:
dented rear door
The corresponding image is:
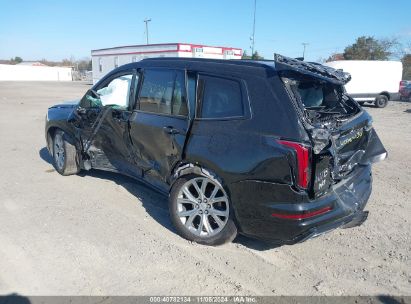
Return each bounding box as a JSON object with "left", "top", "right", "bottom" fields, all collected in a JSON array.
[{"left": 128, "top": 68, "right": 190, "bottom": 188}]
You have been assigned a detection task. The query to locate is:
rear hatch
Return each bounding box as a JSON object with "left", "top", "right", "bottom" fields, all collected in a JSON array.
[{"left": 275, "top": 54, "right": 387, "bottom": 197}]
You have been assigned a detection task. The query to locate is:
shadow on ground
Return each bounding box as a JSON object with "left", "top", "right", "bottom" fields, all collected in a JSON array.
[
  {"left": 39, "top": 147, "right": 280, "bottom": 251},
  {"left": 39, "top": 147, "right": 53, "bottom": 164},
  {"left": 0, "top": 293, "right": 31, "bottom": 304}
]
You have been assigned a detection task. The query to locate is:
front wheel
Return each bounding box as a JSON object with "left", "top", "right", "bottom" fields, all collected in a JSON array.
[
  {"left": 52, "top": 130, "right": 80, "bottom": 176},
  {"left": 169, "top": 174, "right": 237, "bottom": 246},
  {"left": 375, "top": 95, "right": 388, "bottom": 108}
]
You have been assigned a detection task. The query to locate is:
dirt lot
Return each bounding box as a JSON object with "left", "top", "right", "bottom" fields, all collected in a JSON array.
[{"left": 0, "top": 81, "right": 410, "bottom": 296}]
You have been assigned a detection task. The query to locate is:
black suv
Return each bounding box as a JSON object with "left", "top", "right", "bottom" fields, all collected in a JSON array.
[{"left": 45, "top": 55, "right": 387, "bottom": 246}]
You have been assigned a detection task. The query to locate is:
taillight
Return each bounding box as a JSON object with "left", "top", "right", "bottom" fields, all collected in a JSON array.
[
  {"left": 278, "top": 140, "right": 310, "bottom": 189},
  {"left": 400, "top": 80, "right": 406, "bottom": 90}
]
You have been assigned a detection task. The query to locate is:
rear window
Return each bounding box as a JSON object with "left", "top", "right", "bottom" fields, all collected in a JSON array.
[
  {"left": 284, "top": 77, "right": 360, "bottom": 124},
  {"left": 294, "top": 81, "right": 340, "bottom": 108},
  {"left": 200, "top": 76, "right": 244, "bottom": 119}
]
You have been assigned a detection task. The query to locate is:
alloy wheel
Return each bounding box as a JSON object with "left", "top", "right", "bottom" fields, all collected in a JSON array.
[
  {"left": 54, "top": 133, "right": 65, "bottom": 170},
  {"left": 176, "top": 177, "right": 229, "bottom": 238}
]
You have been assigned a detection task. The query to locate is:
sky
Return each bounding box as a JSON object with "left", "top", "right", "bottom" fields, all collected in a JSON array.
[{"left": 1, "top": 0, "right": 410, "bottom": 62}]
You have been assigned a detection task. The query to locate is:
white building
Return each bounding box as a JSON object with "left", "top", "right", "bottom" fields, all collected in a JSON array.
[
  {"left": 0, "top": 64, "right": 73, "bottom": 81},
  {"left": 91, "top": 43, "right": 242, "bottom": 84}
]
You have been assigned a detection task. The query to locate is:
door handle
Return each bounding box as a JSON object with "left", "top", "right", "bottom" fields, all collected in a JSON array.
[{"left": 163, "top": 126, "right": 180, "bottom": 135}]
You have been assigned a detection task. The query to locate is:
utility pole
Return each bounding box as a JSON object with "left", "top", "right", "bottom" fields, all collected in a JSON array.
[
  {"left": 251, "top": 0, "right": 257, "bottom": 57},
  {"left": 302, "top": 42, "right": 309, "bottom": 59},
  {"left": 144, "top": 18, "right": 152, "bottom": 45}
]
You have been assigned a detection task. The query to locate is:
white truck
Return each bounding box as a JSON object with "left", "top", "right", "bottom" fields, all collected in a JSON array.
[{"left": 325, "top": 60, "right": 402, "bottom": 108}]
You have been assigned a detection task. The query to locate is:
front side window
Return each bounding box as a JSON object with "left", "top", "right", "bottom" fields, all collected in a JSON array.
[
  {"left": 138, "top": 69, "right": 188, "bottom": 116},
  {"left": 82, "top": 73, "right": 133, "bottom": 109},
  {"left": 200, "top": 76, "right": 244, "bottom": 119}
]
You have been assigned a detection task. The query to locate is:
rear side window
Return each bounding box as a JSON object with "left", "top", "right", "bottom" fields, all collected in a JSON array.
[
  {"left": 200, "top": 76, "right": 244, "bottom": 119},
  {"left": 138, "top": 69, "right": 188, "bottom": 116}
]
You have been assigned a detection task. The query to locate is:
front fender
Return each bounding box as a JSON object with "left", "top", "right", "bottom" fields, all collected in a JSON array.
[{"left": 45, "top": 106, "right": 79, "bottom": 153}]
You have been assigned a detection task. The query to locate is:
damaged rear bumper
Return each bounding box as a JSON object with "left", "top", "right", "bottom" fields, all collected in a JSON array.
[{"left": 231, "top": 164, "right": 373, "bottom": 244}]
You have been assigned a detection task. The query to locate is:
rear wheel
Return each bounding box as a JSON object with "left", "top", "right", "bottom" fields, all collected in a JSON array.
[
  {"left": 374, "top": 95, "right": 388, "bottom": 108},
  {"left": 52, "top": 130, "right": 80, "bottom": 176},
  {"left": 169, "top": 174, "right": 237, "bottom": 246}
]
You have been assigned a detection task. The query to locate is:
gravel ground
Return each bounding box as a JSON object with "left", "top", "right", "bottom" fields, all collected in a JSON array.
[{"left": 0, "top": 81, "right": 410, "bottom": 296}]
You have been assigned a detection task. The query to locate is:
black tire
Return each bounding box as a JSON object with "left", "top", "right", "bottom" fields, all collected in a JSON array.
[
  {"left": 52, "top": 130, "right": 80, "bottom": 176},
  {"left": 374, "top": 95, "right": 388, "bottom": 108},
  {"left": 169, "top": 174, "right": 237, "bottom": 246}
]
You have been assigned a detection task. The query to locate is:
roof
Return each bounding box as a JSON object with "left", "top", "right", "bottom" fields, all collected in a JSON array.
[
  {"left": 142, "top": 57, "right": 274, "bottom": 68},
  {"left": 109, "top": 57, "right": 272, "bottom": 79},
  {"left": 106, "top": 55, "right": 348, "bottom": 85}
]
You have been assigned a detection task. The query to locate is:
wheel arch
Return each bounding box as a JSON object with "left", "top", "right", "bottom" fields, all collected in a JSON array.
[
  {"left": 46, "top": 125, "right": 79, "bottom": 153},
  {"left": 378, "top": 91, "right": 390, "bottom": 100},
  {"left": 169, "top": 162, "right": 224, "bottom": 191}
]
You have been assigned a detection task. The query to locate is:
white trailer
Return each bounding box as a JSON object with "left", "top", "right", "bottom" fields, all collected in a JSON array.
[{"left": 325, "top": 60, "right": 402, "bottom": 108}]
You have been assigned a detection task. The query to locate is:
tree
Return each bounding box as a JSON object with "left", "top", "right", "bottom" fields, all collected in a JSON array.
[
  {"left": 343, "top": 36, "right": 393, "bottom": 60},
  {"left": 251, "top": 51, "right": 264, "bottom": 60},
  {"left": 242, "top": 51, "right": 251, "bottom": 59},
  {"left": 77, "top": 58, "right": 92, "bottom": 71},
  {"left": 61, "top": 58, "right": 74, "bottom": 66},
  {"left": 8, "top": 56, "right": 23, "bottom": 64},
  {"left": 241, "top": 50, "right": 263, "bottom": 60},
  {"left": 402, "top": 54, "right": 411, "bottom": 80}
]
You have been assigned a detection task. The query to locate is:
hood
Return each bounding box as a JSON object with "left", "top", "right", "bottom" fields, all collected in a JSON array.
[
  {"left": 274, "top": 54, "right": 351, "bottom": 85},
  {"left": 49, "top": 100, "right": 80, "bottom": 109}
]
